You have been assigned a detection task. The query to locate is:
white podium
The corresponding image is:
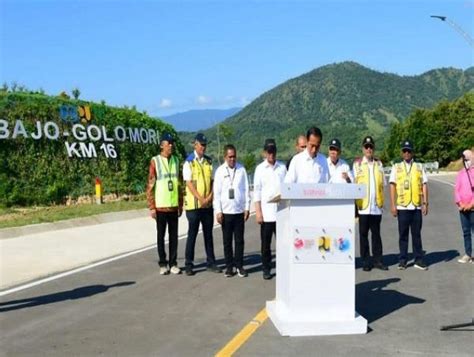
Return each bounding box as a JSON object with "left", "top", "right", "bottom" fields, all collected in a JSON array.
[{"left": 266, "top": 183, "right": 368, "bottom": 336}]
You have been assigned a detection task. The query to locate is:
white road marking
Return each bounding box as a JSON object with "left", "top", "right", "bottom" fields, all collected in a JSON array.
[
  {"left": 429, "top": 177, "right": 455, "bottom": 187},
  {"left": 0, "top": 213, "right": 256, "bottom": 297}
]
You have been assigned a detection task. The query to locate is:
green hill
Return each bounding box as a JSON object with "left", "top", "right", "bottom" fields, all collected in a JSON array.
[{"left": 184, "top": 62, "right": 473, "bottom": 162}]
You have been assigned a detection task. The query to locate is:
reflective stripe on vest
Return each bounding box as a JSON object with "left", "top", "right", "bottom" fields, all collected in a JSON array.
[
  {"left": 354, "top": 160, "right": 384, "bottom": 210},
  {"left": 184, "top": 157, "right": 212, "bottom": 210},
  {"left": 394, "top": 162, "right": 423, "bottom": 207},
  {"left": 153, "top": 155, "right": 179, "bottom": 208}
]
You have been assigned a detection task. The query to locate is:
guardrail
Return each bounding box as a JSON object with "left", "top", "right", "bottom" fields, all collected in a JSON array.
[{"left": 383, "top": 162, "right": 439, "bottom": 175}]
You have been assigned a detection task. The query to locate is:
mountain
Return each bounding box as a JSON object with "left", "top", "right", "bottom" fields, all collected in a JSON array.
[
  {"left": 161, "top": 107, "right": 241, "bottom": 132},
  {"left": 189, "top": 62, "right": 473, "bottom": 161}
]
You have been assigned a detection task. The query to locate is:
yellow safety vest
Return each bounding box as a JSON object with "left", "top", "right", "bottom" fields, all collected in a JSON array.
[
  {"left": 184, "top": 153, "right": 213, "bottom": 210},
  {"left": 354, "top": 159, "right": 384, "bottom": 210},
  {"left": 153, "top": 155, "right": 179, "bottom": 208},
  {"left": 394, "top": 162, "right": 423, "bottom": 207}
]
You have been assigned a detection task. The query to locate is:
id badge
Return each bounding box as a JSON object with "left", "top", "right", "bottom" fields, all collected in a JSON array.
[
  {"left": 168, "top": 180, "right": 174, "bottom": 192},
  {"left": 228, "top": 188, "right": 235, "bottom": 199},
  {"left": 404, "top": 180, "right": 409, "bottom": 190}
]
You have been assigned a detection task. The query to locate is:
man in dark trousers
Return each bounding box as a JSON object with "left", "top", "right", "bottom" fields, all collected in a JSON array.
[
  {"left": 353, "top": 136, "right": 388, "bottom": 271},
  {"left": 254, "top": 139, "right": 287, "bottom": 279},
  {"left": 183, "top": 133, "right": 222, "bottom": 276},
  {"left": 213, "top": 144, "right": 251, "bottom": 278},
  {"left": 146, "top": 133, "right": 183, "bottom": 275},
  {"left": 389, "top": 140, "right": 429, "bottom": 270}
]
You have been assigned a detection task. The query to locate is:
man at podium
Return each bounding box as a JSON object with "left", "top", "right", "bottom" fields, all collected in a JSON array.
[{"left": 284, "top": 126, "right": 329, "bottom": 183}]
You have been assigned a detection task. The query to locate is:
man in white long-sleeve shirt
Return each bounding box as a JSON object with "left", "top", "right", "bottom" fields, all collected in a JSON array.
[
  {"left": 254, "top": 139, "right": 287, "bottom": 280},
  {"left": 327, "top": 138, "right": 353, "bottom": 184},
  {"left": 213, "top": 144, "right": 251, "bottom": 278},
  {"left": 284, "top": 126, "right": 329, "bottom": 183}
]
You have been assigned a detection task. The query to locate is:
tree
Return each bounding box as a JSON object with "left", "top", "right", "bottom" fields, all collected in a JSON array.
[
  {"left": 242, "top": 152, "right": 257, "bottom": 175},
  {"left": 72, "top": 88, "right": 81, "bottom": 99},
  {"left": 59, "top": 91, "right": 70, "bottom": 99}
]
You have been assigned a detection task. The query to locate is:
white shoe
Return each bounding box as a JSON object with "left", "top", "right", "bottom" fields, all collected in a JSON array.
[
  {"left": 170, "top": 266, "right": 181, "bottom": 274},
  {"left": 159, "top": 266, "right": 170, "bottom": 275},
  {"left": 457, "top": 255, "right": 472, "bottom": 264}
]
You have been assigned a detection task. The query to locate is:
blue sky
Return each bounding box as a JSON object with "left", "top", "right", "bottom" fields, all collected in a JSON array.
[{"left": 1, "top": 0, "right": 473, "bottom": 117}]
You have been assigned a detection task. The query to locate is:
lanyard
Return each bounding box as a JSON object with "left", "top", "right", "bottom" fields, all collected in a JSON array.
[
  {"left": 403, "top": 161, "right": 413, "bottom": 177},
  {"left": 225, "top": 166, "right": 236, "bottom": 187},
  {"left": 159, "top": 155, "right": 173, "bottom": 179}
]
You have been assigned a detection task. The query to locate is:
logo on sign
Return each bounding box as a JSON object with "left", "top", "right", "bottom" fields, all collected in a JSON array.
[{"left": 59, "top": 105, "right": 92, "bottom": 124}]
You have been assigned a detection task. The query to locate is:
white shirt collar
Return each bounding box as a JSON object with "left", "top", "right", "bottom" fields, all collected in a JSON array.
[
  {"left": 264, "top": 159, "right": 277, "bottom": 168},
  {"left": 362, "top": 156, "right": 374, "bottom": 164},
  {"left": 194, "top": 150, "right": 204, "bottom": 162},
  {"left": 303, "top": 149, "right": 319, "bottom": 161},
  {"left": 225, "top": 162, "right": 237, "bottom": 170}
]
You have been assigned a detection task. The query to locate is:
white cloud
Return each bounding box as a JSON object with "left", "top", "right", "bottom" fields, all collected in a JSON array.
[
  {"left": 159, "top": 98, "right": 172, "bottom": 108},
  {"left": 240, "top": 96, "right": 252, "bottom": 106},
  {"left": 196, "top": 95, "right": 212, "bottom": 105}
]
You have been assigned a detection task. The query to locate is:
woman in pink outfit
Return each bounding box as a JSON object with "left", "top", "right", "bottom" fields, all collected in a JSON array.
[{"left": 454, "top": 149, "right": 474, "bottom": 263}]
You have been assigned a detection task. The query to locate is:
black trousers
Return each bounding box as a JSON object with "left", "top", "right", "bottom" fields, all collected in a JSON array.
[
  {"left": 260, "top": 222, "right": 276, "bottom": 273},
  {"left": 185, "top": 208, "right": 217, "bottom": 268},
  {"left": 156, "top": 211, "right": 179, "bottom": 267},
  {"left": 222, "top": 213, "right": 245, "bottom": 269},
  {"left": 398, "top": 209, "right": 423, "bottom": 262},
  {"left": 359, "top": 214, "right": 383, "bottom": 263}
]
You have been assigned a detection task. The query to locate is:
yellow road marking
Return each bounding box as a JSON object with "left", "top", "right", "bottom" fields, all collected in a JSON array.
[{"left": 215, "top": 307, "right": 268, "bottom": 357}]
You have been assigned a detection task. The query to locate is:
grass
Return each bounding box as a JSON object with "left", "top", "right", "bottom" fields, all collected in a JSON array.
[{"left": 0, "top": 200, "right": 147, "bottom": 229}]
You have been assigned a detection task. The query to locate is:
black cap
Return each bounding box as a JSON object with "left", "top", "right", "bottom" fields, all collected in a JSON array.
[
  {"left": 362, "top": 136, "right": 375, "bottom": 147},
  {"left": 329, "top": 138, "right": 341, "bottom": 150},
  {"left": 263, "top": 138, "right": 277, "bottom": 153},
  {"left": 194, "top": 133, "right": 208, "bottom": 145},
  {"left": 401, "top": 140, "right": 413, "bottom": 151},
  {"left": 160, "top": 132, "right": 174, "bottom": 144}
]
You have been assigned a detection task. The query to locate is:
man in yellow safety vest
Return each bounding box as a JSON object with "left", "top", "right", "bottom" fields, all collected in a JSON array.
[
  {"left": 183, "top": 133, "right": 222, "bottom": 276},
  {"left": 146, "top": 132, "right": 183, "bottom": 276},
  {"left": 353, "top": 136, "right": 388, "bottom": 272},
  {"left": 389, "top": 140, "right": 429, "bottom": 271}
]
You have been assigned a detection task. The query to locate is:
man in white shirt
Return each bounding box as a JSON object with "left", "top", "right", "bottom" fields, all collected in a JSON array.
[
  {"left": 286, "top": 134, "right": 307, "bottom": 170},
  {"left": 389, "top": 140, "right": 429, "bottom": 271},
  {"left": 327, "top": 138, "right": 353, "bottom": 184},
  {"left": 353, "top": 136, "right": 388, "bottom": 271},
  {"left": 284, "top": 126, "right": 329, "bottom": 183},
  {"left": 213, "top": 144, "right": 251, "bottom": 278},
  {"left": 254, "top": 139, "right": 287, "bottom": 280}
]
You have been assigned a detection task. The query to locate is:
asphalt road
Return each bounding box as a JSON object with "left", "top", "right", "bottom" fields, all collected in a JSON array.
[{"left": 0, "top": 176, "right": 472, "bottom": 357}]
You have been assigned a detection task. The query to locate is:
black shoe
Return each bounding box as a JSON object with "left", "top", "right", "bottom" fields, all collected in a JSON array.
[
  {"left": 374, "top": 262, "right": 388, "bottom": 271},
  {"left": 207, "top": 264, "right": 222, "bottom": 273},
  {"left": 185, "top": 267, "right": 195, "bottom": 276},
  {"left": 263, "top": 271, "right": 272, "bottom": 280},
  {"left": 398, "top": 261, "right": 407, "bottom": 270},
  {"left": 414, "top": 260, "right": 428, "bottom": 271},
  {"left": 237, "top": 267, "right": 248, "bottom": 278},
  {"left": 224, "top": 267, "right": 234, "bottom": 277}
]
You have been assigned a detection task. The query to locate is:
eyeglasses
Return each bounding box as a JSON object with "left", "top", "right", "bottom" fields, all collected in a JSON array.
[
  {"left": 402, "top": 149, "right": 412, "bottom": 153},
  {"left": 363, "top": 145, "right": 374, "bottom": 150}
]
